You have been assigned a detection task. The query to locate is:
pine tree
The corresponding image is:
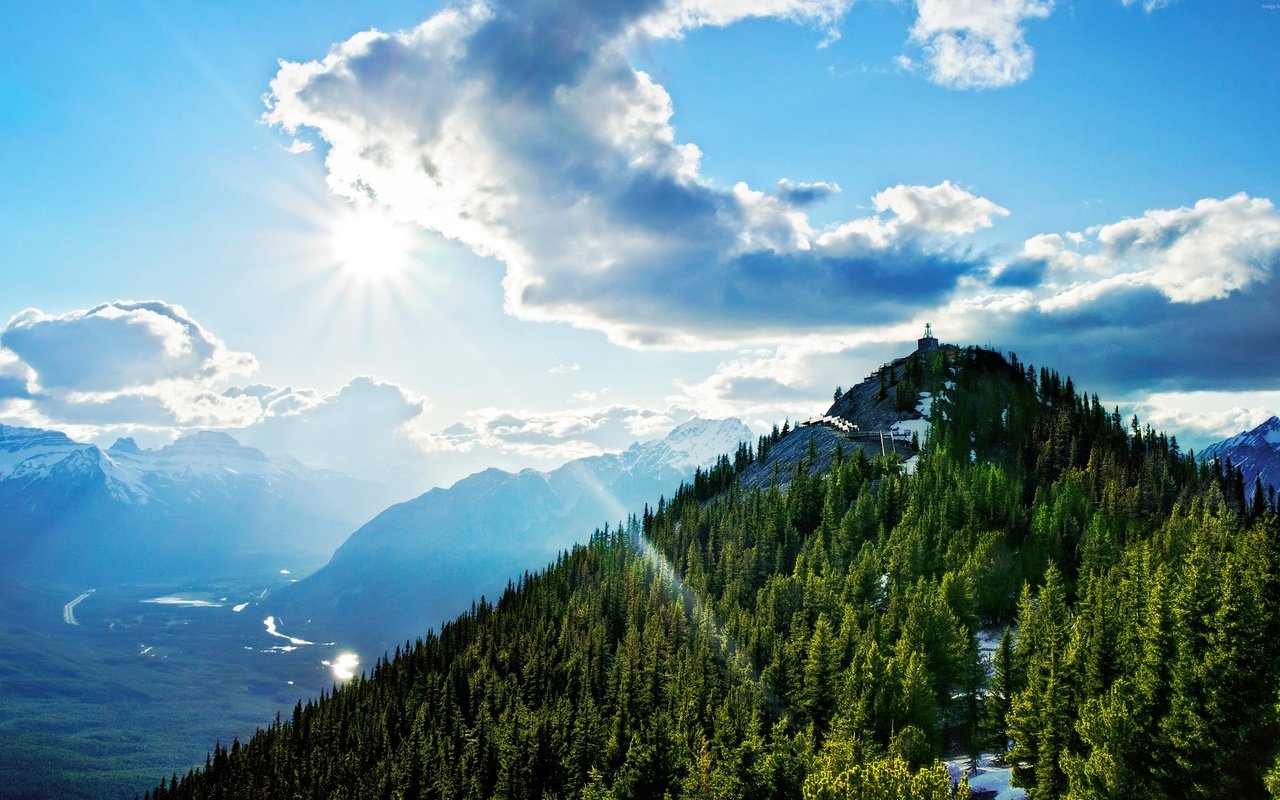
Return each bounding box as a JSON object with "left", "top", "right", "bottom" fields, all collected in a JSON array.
[
  {"left": 1008, "top": 564, "right": 1073, "bottom": 799},
  {"left": 985, "top": 627, "right": 1016, "bottom": 755}
]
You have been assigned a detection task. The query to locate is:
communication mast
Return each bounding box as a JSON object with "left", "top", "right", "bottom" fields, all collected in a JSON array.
[{"left": 917, "top": 322, "right": 938, "bottom": 353}]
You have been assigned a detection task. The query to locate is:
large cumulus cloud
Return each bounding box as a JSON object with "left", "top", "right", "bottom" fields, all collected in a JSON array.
[
  {"left": 0, "top": 303, "right": 439, "bottom": 488},
  {"left": 0, "top": 301, "right": 260, "bottom": 428},
  {"left": 230, "top": 377, "right": 432, "bottom": 484},
  {"left": 937, "top": 193, "right": 1280, "bottom": 393},
  {"left": 2, "top": 301, "right": 255, "bottom": 394},
  {"left": 673, "top": 191, "right": 1280, "bottom": 432},
  {"left": 265, "top": 0, "right": 1007, "bottom": 348}
]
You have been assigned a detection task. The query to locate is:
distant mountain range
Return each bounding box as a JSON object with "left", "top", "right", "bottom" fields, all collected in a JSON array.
[
  {"left": 0, "top": 425, "right": 399, "bottom": 586},
  {"left": 1202, "top": 415, "right": 1280, "bottom": 495},
  {"left": 269, "top": 418, "right": 753, "bottom": 650}
]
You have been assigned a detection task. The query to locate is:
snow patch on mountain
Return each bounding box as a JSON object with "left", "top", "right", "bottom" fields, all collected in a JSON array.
[
  {"left": 625, "top": 418, "right": 753, "bottom": 474},
  {"left": 0, "top": 425, "right": 89, "bottom": 479},
  {"left": 891, "top": 391, "right": 938, "bottom": 442},
  {"left": 0, "top": 424, "right": 309, "bottom": 504},
  {"left": 1201, "top": 416, "right": 1280, "bottom": 493}
]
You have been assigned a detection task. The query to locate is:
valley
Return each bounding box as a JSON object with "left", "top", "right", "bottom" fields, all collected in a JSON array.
[
  {"left": 0, "top": 419, "right": 755, "bottom": 798},
  {"left": 0, "top": 569, "right": 355, "bottom": 800}
]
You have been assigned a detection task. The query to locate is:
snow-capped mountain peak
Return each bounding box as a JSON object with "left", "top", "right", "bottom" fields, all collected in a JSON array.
[
  {"left": 1202, "top": 415, "right": 1280, "bottom": 494},
  {"left": 108, "top": 437, "right": 142, "bottom": 456},
  {"left": 625, "top": 418, "right": 753, "bottom": 474},
  {"left": 1252, "top": 415, "right": 1280, "bottom": 446},
  {"left": 0, "top": 423, "right": 401, "bottom": 585},
  {"left": 0, "top": 423, "right": 96, "bottom": 481},
  {"left": 131, "top": 431, "right": 275, "bottom": 480},
  {"left": 0, "top": 424, "right": 288, "bottom": 504},
  {"left": 1206, "top": 416, "right": 1280, "bottom": 454}
]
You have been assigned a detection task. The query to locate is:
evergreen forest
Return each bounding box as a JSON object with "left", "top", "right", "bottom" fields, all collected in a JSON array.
[{"left": 143, "top": 347, "right": 1280, "bottom": 799}]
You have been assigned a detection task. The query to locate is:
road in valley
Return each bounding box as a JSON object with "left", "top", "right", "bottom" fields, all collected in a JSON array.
[{"left": 62, "top": 589, "right": 95, "bottom": 625}]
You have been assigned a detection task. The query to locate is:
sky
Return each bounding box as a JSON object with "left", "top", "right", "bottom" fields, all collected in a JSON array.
[{"left": 2, "top": 0, "right": 1278, "bottom": 494}]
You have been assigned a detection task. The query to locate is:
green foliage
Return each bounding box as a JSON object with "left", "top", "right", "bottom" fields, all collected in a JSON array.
[
  {"left": 146, "top": 347, "right": 1280, "bottom": 800},
  {"left": 802, "top": 752, "right": 963, "bottom": 800}
]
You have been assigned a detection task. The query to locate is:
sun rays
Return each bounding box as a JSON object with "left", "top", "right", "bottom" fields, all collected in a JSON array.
[{"left": 328, "top": 205, "right": 415, "bottom": 285}]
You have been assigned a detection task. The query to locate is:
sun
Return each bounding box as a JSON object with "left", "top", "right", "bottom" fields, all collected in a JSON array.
[{"left": 328, "top": 206, "right": 415, "bottom": 282}]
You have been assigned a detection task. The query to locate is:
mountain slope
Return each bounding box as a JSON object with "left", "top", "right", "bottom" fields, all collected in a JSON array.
[
  {"left": 147, "top": 346, "right": 1280, "bottom": 800},
  {"left": 0, "top": 425, "right": 398, "bottom": 585},
  {"left": 1201, "top": 415, "right": 1280, "bottom": 496},
  {"left": 269, "top": 418, "right": 752, "bottom": 650}
]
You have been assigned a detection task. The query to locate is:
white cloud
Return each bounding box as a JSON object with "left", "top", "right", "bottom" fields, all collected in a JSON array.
[
  {"left": 669, "top": 336, "right": 907, "bottom": 424},
  {"left": 1019, "top": 233, "right": 1084, "bottom": 271},
  {"left": 0, "top": 304, "right": 435, "bottom": 489},
  {"left": 873, "top": 180, "right": 1010, "bottom": 235},
  {"left": 908, "top": 0, "right": 1053, "bottom": 89},
  {"left": 1092, "top": 193, "right": 1280, "bottom": 303},
  {"left": 639, "top": 0, "right": 853, "bottom": 39},
  {"left": 550, "top": 363, "right": 581, "bottom": 374},
  {"left": 234, "top": 377, "right": 429, "bottom": 484},
  {"left": 263, "top": 1, "right": 999, "bottom": 348},
  {"left": 413, "top": 401, "right": 702, "bottom": 464},
  {"left": 0, "top": 301, "right": 260, "bottom": 431},
  {"left": 931, "top": 192, "right": 1280, "bottom": 395},
  {"left": 285, "top": 138, "right": 314, "bottom": 154},
  {"left": 1128, "top": 391, "right": 1280, "bottom": 449},
  {"left": 1120, "top": 0, "right": 1172, "bottom": 11},
  {"left": 2, "top": 301, "right": 255, "bottom": 393},
  {"left": 732, "top": 181, "right": 817, "bottom": 253},
  {"left": 1036, "top": 271, "right": 1152, "bottom": 313},
  {"left": 817, "top": 181, "right": 1008, "bottom": 253},
  {"left": 1026, "top": 193, "right": 1280, "bottom": 309},
  {"left": 0, "top": 348, "right": 35, "bottom": 398}
]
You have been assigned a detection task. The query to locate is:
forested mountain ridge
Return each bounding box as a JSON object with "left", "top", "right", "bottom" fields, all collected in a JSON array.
[
  {"left": 268, "top": 418, "right": 753, "bottom": 651},
  {"left": 144, "top": 346, "right": 1280, "bottom": 800}
]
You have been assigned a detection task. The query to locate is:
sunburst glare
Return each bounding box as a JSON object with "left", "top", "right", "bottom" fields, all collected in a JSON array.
[{"left": 328, "top": 206, "right": 415, "bottom": 283}]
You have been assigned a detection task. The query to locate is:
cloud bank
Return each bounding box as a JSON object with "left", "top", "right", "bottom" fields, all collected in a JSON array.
[
  {"left": 0, "top": 302, "right": 439, "bottom": 487},
  {"left": 264, "top": 0, "right": 1008, "bottom": 348},
  {"left": 230, "top": 377, "right": 431, "bottom": 484},
  {"left": 2, "top": 301, "right": 254, "bottom": 394},
  {"left": 935, "top": 193, "right": 1280, "bottom": 393},
  {"left": 0, "top": 299, "right": 716, "bottom": 490},
  {"left": 0, "top": 301, "right": 260, "bottom": 428}
]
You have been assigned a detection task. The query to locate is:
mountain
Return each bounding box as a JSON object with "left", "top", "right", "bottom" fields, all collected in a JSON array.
[
  {"left": 149, "top": 344, "right": 1280, "bottom": 800},
  {"left": 0, "top": 424, "right": 399, "bottom": 586},
  {"left": 270, "top": 418, "right": 752, "bottom": 649},
  {"left": 1201, "top": 415, "right": 1280, "bottom": 496},
  {"left": 736, "top": 341, "right": 939, "bottom": 491}
]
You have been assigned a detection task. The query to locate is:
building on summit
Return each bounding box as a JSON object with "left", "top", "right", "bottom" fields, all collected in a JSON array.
[{"left": 917, "top": 323, "right": 938, "bottom": 353}]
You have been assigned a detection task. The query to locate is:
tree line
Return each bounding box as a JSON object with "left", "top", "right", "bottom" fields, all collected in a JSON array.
[{"left": 142, "top": 347, "right": 1280, "bottom": 799}]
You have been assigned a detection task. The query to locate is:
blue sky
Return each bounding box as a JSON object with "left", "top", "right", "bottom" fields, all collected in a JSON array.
[{"left": 2, "top": 0, "right": 1278, "bottom": 491}]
